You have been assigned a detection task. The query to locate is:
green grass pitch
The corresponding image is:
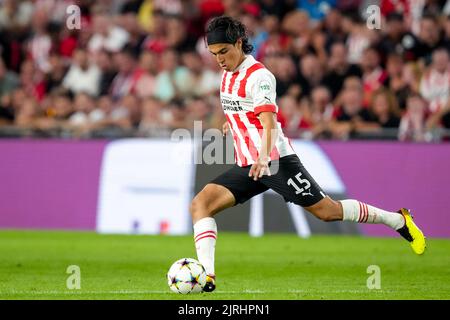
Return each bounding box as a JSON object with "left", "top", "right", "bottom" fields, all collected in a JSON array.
[{"left": 0, "top": 230, "right": 449, "bottom": 300}]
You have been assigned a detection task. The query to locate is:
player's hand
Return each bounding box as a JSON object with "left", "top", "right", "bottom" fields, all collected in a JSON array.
[
  {"left": 249, "top": 157, "right": 271, "bottom": 181},
  {"left": 222, "top": 121, "right": 229, "bottom": 136}
]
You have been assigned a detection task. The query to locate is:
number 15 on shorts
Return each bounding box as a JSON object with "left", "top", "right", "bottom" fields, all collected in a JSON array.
[{"left": 287, "top": 172, "right": 313, "bottom": 196}]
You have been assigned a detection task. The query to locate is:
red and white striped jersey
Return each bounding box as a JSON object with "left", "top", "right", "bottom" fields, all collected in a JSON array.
[{"left": 220, "top": 55, "right": 295, "bottom": 167}]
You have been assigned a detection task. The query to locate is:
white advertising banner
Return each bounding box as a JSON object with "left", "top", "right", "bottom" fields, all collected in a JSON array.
[
  {"left": 96, "top": 139, "right": 195, "bottom": 235},
  {"left": 289, "top": 140, "right": 346, "bottom": 194}
]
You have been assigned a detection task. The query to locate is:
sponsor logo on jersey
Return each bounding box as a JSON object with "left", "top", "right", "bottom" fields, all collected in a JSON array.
[{"left": 221, "top": 98, "right": 244, "bottom": 112}]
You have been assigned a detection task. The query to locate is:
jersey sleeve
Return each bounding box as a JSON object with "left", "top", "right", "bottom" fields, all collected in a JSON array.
[{"left": 251, "top": 70, "right": 278, "bottom": 115}]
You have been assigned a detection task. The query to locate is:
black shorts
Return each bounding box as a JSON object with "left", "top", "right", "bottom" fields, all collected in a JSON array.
[{"left": 210, "top": 154, "right": 326, "bottom": 207}]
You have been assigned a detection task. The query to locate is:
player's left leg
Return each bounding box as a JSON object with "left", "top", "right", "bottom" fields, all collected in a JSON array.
[
  {"left": 304, "top": 196, "right": 403, "bottom": 228},
  {"left": 304, "top": 197, "right": 426, "bottom": 255},
  {"left": 260, "top": 154, "right": 426, "bottom": 255}
]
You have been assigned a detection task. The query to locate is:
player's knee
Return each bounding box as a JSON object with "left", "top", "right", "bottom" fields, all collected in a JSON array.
[
  {"left": 307, "top": 207, "right": 331, "bottom": 222},
  {"left": 189, "top": 196, "right": 205, "bottom": 218},
  {"left": 189, "top": 185, "right": 215, "bottom": 220},
  {"left": 306, "top": 198, "right": 341, "bottom": 222},
  {"left": 190, "top": 184, "right": 234, "bottom": 223},
  {"left": 190, "top": 198, "right": 209, "bottom": 224},
  {"left": 318, "top": 212, "right": 336, "bottom": 222}
]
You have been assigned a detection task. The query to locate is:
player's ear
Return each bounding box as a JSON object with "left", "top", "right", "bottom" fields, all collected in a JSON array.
[{"left": 235, "top": 39, "right": 243, "bottom": 51}]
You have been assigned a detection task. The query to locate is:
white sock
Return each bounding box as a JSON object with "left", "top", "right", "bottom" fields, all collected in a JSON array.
[
  {"left": 340, "top": 199, "right": 405, "bottom": 230},
  {"left": 193, "top": 217, "right": 217, "bottom": 276}
]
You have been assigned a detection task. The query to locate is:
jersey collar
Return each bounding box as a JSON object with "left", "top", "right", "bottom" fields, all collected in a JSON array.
[{"left": 231, "top": 55, "right": 256, "bottom": 73}]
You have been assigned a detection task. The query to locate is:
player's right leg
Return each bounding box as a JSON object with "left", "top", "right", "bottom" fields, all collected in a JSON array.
[
  {"left": 190, "top": 183, "right": 235, "bottom": 292},
  {"left": 190, "top": 183, "right": 236, "bottom": 224},
  {"left": 190, "top": 165, "right": 269, "bottom": 292}
]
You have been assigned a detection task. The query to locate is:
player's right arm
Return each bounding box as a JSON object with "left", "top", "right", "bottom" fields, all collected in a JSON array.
[
  {"left": 247, "top": 69, "right": 279, "bottom": 180},
  {"left": 248, "top": 111, "right": 278, "bottom": 181}
]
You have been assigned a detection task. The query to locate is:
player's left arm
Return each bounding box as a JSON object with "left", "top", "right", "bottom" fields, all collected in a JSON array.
[{"left": 249, "top": 111, "right": 278, "bottom": 181}]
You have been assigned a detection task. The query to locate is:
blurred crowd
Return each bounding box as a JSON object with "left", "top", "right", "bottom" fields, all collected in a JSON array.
[{"left": 0, "top": 0, "right": 449, "bottom": 141}]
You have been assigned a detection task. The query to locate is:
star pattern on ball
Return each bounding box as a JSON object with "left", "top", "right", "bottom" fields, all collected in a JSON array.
[
  {"left": 178, "top": 259, "right": 190, "bottom": 267},
  {"left": 189, "top": 275, "right": 199, "bottom": 288}
]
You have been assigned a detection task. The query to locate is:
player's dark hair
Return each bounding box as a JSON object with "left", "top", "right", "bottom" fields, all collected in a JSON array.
[{"left": 205, "top": 16, "right": 254, "bottom": 54}]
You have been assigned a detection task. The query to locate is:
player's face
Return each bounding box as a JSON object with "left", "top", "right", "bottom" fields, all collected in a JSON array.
[{"left": 208, "top": 40, "right": 244, "bottom": 72}]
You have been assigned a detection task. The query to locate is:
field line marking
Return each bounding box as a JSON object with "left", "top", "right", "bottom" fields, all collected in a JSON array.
[{"left": 0, "top": 289, "right": 391, "bottom": 295}]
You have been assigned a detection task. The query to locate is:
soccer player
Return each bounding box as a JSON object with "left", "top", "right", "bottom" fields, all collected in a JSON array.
[{"left": 191, "top": 16, "right": 426, "bottom": 293}]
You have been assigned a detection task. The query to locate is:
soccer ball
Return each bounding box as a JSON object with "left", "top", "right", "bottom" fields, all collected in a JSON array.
[{"left": 167, "top": 258, "right": 207, "bottom": 294}]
